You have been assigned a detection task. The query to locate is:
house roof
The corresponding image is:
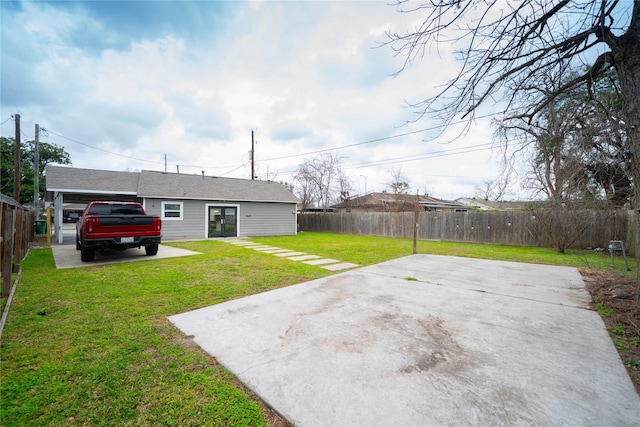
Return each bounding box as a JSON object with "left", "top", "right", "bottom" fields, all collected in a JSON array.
[
  {"left": 45, "top": 165, "right": 299, "bottom": 203},
  {"left": 137, "top": 170, "right": 299, "bottom": 203}
]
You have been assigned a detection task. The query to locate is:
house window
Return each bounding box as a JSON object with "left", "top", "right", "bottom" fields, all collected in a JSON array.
[{"left": 162, "top": 201, "right": 183, "bottom": 220}]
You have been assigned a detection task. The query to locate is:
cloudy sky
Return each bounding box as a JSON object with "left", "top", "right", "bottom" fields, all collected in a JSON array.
[{"left": 1, "top": 0, "right": 506, "bottom": 200}]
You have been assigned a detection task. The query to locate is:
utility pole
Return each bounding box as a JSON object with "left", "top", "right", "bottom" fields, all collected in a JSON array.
[
  {"left": 13, "top": 114, "right": 20, "bottom": 202},
  {"left": 251, "top": 130, "right": 256, "bottom": 180},
  {"left": 34, "top": 124, "right": 40, "bottom": 219}
]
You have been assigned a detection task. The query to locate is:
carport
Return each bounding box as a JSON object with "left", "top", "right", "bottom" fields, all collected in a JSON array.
[{"left": 45, "top": 167, "right": 142, "bottom": 244}]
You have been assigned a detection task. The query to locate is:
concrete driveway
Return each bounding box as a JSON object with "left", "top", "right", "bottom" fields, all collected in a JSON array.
[
  {"left": 50, "top": 224, "right": 200, "bottom": 268},
  {"left": 169, "top": 254, "right": 640, "bottom": 426},
  {"left": 51, "top": 243, "right": 200, "bottom": 269}
]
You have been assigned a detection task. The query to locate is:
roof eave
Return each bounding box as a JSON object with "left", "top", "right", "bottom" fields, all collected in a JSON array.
[{"left": 141, "top": 195, "right": 298, "bottom": 204}]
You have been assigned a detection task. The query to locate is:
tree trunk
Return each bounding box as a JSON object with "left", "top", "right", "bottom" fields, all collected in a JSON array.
[{"left": 610, "top": 5, "right": 640, "bottom": 302}]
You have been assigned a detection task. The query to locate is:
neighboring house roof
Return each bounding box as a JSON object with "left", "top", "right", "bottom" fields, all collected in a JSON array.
[
  {"left": 333, "top": 192, "right": 463, "bottom": 210},
  {"left": 419, "top": 198, "right": 467, "bottom": 210},
  {"left": 332, "top": 192, "right": 426, "bottom": 208},
  {"left": 455, "top": 197, "right": 537, "bottom": 211},
  {"left": 45, "top": 165, "right": 299, "bottom": 203}
]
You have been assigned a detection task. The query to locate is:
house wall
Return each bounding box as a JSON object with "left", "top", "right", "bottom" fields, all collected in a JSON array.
[
  {"left": 240, "top": 202, "right": 297, "bottom": 236},
  {"left": 143, "top": 199, "right": 297, "bottom": 239}
]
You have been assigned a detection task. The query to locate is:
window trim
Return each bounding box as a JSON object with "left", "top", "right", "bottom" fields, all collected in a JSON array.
[{"left": 162, "top": 201, "right": 183, "bottom": 221}]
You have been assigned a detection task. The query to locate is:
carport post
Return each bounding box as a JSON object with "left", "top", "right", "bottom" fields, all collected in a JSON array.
[
  {"left": 46, "top": 206, "right": 52, "bottom": 246},
  {"left": 54, "top": 192, "right": 64, "bottom": 244}
]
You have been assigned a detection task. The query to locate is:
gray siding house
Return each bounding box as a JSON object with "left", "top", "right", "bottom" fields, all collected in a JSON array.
[{"left": 45, "top": 165, "right": 299, "bottom": 244}]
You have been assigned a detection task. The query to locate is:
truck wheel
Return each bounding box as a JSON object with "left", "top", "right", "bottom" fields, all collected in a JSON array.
[
  {"left": 81, "top": 246, "right": 95, "bottom": 262},
  {"left": 145, "top": 243, "right": 159, "bottom": 256}
]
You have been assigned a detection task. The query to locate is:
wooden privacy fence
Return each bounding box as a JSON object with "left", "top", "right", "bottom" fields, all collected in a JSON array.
[
  {"left": 1, "top": 197, "right": 34, "bottom": 296},
  {"left": 298, "top": 210, "right": 631, "bottom": 250}
]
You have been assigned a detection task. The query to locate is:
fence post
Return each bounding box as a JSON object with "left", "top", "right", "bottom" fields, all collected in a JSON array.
[{"left": 12, "top": 209, "right": 24, "bottom": 273}]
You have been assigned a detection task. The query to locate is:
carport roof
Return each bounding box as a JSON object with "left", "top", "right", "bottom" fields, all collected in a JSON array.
[
  {"left": 46, "top": 165, "right": 140, "bottom": 195},
  {"left": 45, "top": 165, "right": 299, "bottom": 203}
]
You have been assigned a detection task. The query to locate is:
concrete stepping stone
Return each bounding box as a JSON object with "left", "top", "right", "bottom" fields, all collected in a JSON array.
[
  {"left": 303, "top": 258, "right": 339, "bottom": 265},
  {"left": 287, "top": 254, "right": 322, "bottom": 261},
  {"left": 222, "top": 240, "right": 355, "bottom": 270},
  {"left": 261, "top": 249, "right": 291, "bottom": 254},
  {"left": 224, "top": 239, "right": 250, "bottom": 244},
  {"left": 322, "top": 262, "right": 359, "bottom": 271},
  {"left": 273, "top": 251, "right": 306, "bottom": 257}
]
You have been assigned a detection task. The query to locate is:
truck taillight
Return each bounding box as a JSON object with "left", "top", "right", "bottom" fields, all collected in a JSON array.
[
  {"left": 87, "top": 218, "right": 94, "bottom": 233},
  {"left": 156, "top": 219, "right": 161, "bottom": 231}
]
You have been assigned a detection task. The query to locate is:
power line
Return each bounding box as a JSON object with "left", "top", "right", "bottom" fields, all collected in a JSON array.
[
  {"left": 44, "top": 129, "right": 245, "bottom": 171},
  {"left": 278, "top": 142, "right": 495, "bottom": 177},
  {"left": 41, "top": 114, "right": 497, "bottom": 175},
  {"left": 45, "top": 130, "right": 164, "bottom": 165},
  {"left": 255, "top": 115, "right": 498, "bottom": 164},
  {"left": 342, "top": 143, "right": 494, "bottom": 169},
  {"left": 257, "top": 127, "right": 437, "bottom": 162},
  {"left": 19, "top": 122, "right": 32, "bottom": 140}
]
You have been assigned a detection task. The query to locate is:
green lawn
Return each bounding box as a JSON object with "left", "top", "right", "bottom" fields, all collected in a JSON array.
[
  {"left": 0, "top": 233, "right": 635, "bottom": 426},
  {"left": 252, "top": 233, "right": 637, "bottom": 276}
]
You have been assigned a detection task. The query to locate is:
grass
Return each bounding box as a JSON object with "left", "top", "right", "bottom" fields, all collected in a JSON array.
[
  {"left": 609, "top": 325, "right": 640, "bottom": 352},
  {"left": 1, "top": 232, "right": 637, "bottom": 426},
  {"left": 252, "top": 232, "right": 637, "bottom": 276},
  {"left": 1, "top": 241, "right": 329, "bottom": 426}
]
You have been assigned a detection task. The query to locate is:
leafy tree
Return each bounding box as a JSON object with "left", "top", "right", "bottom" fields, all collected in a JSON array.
[{"left": 1, "top": 136, "right": 72, "bottom": 205}]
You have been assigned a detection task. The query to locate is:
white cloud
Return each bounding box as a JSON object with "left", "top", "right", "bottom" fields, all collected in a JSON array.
[{"left": 1, "top": 0, "right": 511, "bottom": 200}]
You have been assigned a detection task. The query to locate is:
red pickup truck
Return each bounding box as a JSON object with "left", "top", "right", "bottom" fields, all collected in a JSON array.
[{"left": 76, "top": 201, "right": 162, "bottom": 262}]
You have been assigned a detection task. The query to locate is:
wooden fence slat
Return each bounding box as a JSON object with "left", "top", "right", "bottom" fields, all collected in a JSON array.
[
  {"left": 2, "top": 209, "right": 15, "bottom": 296},
  {"left": 1, "top": 199, "right": 34, "bottom": 296}
]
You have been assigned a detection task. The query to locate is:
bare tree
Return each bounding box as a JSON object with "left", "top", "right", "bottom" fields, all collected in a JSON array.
[
  {"left": 534, "top": 200, "right": 605, "bottom": 253},
  {"left": 386, "top": 1, "right": 638, "bottom": 138},
  {"left": 257, "top": 164, "right": 279, "bottom": 182},
  {"left": 294, "top": 153, "right": 346, "bottom": 212},
  {"left": 294, "top": 172, "right": 315, "bottom": 213},
  {"left": 386, "top": 167, "right": 411, "bottom": 194},
  {"left": 502, "top": 90, "right": 590, "bottom": 202},
  {"left": 337, "top": 168, "right": 353, "bottom": 204},
  {"left": 474, "top": 169, "right": 514, "bottom": 202},
  {"left": 385, "top": 0, "right": 640, "bottom": 300},
  {"left": 498, "top": 67, "right": 630, "bottom": 205}
]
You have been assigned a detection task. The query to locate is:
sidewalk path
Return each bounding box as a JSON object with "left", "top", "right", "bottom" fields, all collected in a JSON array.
[{"left": 224, "top": 238, "right": 359, "bottom": 271}]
